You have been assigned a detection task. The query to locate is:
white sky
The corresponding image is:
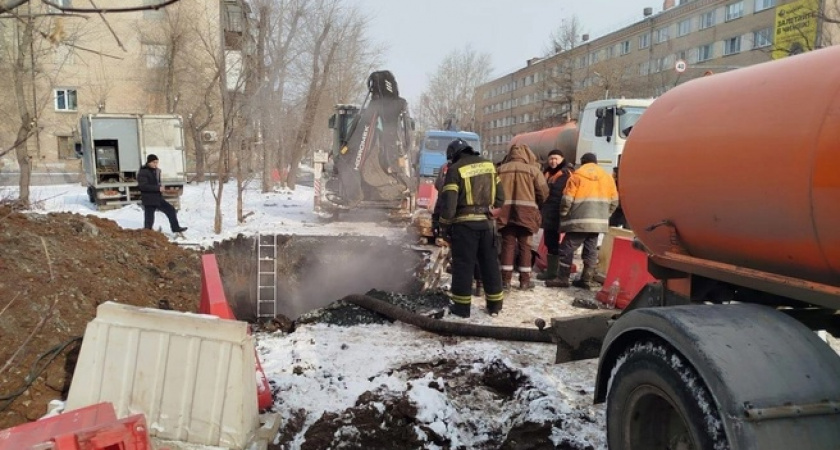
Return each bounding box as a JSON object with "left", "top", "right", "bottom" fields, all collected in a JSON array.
[{"left": 349, "top": 0, "right": 662, "bottom": 102}]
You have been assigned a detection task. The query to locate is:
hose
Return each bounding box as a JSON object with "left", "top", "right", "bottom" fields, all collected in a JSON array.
[
  {"left": 0, "top": 336, "right": 83, "bottom": 412},
  {"left": 343, "top": 294, "right": 553, "bottom": 343}
]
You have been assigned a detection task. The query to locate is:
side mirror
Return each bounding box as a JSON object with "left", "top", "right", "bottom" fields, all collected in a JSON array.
[
  {"left": 616, "top": 107, "right": 627, "bottom": 116},
  {"left": 328, "top": 114, "right": 336, "bottom": 129},
  {"left": 595, "top": 107, "right": 605, "bottom": 118}
]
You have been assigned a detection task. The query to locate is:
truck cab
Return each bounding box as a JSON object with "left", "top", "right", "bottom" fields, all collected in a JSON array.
[
  {"left": 576, "top": 98, "right": 653, "bottom": 172},
  {"left": 415, "top": 130, "right": 481, "bottom": 210}
]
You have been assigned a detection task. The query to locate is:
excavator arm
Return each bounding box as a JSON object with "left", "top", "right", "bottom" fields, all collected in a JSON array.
[{"left": 326, "top": 71, "right": 415, "bottom": 211}]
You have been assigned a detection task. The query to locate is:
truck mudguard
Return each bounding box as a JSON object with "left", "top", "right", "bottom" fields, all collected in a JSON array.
[{"left": 595, "top": 304, "right": 840, "bottom": 450}]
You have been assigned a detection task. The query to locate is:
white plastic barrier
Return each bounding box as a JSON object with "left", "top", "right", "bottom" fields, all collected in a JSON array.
[{"left": 66, "top": 302, "right": 260, "bottom": 449}]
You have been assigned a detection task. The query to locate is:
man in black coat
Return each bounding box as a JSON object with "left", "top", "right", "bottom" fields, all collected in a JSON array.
[
  {"left": 536, "top": 149, "right": 573, "bottom": 282},
  {"left": 137, "top": 154, "right": 187, "bottom": 233}
]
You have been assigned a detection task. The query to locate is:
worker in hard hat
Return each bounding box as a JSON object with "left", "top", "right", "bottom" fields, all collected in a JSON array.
[{"left": 438, "top": 139, "right": 505, "bottom": 318}]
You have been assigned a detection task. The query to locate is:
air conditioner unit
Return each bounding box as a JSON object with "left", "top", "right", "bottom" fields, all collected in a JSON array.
[{"left": 201, "top": 130, "right": 218, "bottom": 142}]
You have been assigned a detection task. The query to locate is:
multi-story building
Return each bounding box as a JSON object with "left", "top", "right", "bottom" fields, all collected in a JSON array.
[
  {"left": 476, "top": 0, "right": 838, "bottom": 157},
  {"left": 0, "top": 0, "right": 248, "bottom": 174}
]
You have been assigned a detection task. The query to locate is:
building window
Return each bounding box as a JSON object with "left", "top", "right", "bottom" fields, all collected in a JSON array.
[
  {"left": 725, "top": 2, "right": 744, "bottom": 21},
  {"left": 143, "top": 44, "right": 167, "bottom": 68},
  {"left": 54, "top": 88, "right": 77, "bottom": 111},
  {"left": 724, "top": 36, "right": 742, "bottom": 55},
  {"left": 755, "top": 0, "right": 775, "bottom": 12},
  {"left": 678, "top": 19, "right": 692, "bottom": 37},
  {"left": 639, "top": 61, "right": 650, "bottom": 75},
  {"left": 753, "top": 27, "right": 773, "bottom": 48},
  {"left": 48, "top": 0, "right": 70, "bottom": 13},
  {"left": 639, "top": 33, "right": 651, "bottom": 49},
  {"left": 142, "top": 0, "right": 164, "bottom": 20},
  {"left": 655, "top": 26, "right": 670, "bottom": 43},
  {"left": 700, "top": 11, "right": 716, "bottom": 29},
  {"left": 698, "top": 43, "right": 714, "bottom": 61},
  {"left": 57, "top": 136, "right": 78, "bottom": 159},
  {"left": 620, "top": 40, "right": 631, "bottom": 55}
]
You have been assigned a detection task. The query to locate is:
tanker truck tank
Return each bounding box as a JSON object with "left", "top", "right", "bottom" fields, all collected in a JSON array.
[
  {"left": 621, "top": 45, "right": 840, "bottom": 289},
  {"left": 506, "top": 121, "right": 578, "bottom": 163}
]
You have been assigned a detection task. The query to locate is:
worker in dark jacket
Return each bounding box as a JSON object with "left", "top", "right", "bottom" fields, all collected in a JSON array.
[
  {"left": 438, "top": 139, "right": 505, "bottom": 318},
  {"left": 496, "top": 144, "right": 549, "bottom": 291},
  {"left": 137, "top": 154, "right": 187, "bottom": 233},
  {"left": 546, "top": 152, "right": 618, "bottom": 288},
  {"left": 537, "top": 149, "right": 574, "bottom": 282}
]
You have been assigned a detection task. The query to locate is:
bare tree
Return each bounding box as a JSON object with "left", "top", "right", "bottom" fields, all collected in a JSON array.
[
  {"left": 536, "top": 17, "right": 584, "bottom": 128},
  {"left": 417, "top": 45, "right": 493, "bottom": 131}
]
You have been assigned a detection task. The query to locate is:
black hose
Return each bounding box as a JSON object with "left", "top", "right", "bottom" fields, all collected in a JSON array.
[
  {"left": 0, "top": 336, "right": 83, "bottom": 412},
  {"left": 343, "top": 294, "right": 553, "bottom": 343}
]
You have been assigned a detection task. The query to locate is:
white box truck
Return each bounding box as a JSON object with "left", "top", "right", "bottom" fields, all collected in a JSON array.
[{"left": 80, "top": 114, "right": 187, "bottom": 210}]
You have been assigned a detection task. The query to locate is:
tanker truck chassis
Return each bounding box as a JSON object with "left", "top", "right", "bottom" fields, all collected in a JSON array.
[{"left": 547, "top": 46, "right": 840, "bottom": 450}]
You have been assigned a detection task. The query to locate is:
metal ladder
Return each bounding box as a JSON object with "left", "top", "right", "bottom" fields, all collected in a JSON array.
[{"left": 256, "top": 234, "right": 277, "bottom": 319}]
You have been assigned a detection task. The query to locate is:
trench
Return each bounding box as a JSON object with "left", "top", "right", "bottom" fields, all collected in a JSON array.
[{"left": 211, "top": 234, "right": 423, "bottom": 321}]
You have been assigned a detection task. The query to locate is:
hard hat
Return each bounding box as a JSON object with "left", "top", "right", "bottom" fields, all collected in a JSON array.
[{"left": 446, "top": 139, "right": 474, "bottom": 162}]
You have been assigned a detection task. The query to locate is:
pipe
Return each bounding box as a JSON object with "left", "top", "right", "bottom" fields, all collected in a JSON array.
[{"left": 342, "top": 294, "right": 553, "bottom": 343}]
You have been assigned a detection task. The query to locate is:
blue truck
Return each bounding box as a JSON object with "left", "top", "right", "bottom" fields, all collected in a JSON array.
[{"left": 415, "top": 130, "right": 482, "bottom": 210}]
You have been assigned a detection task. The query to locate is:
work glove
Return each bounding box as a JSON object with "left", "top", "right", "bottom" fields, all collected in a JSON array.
[
  {"left": 438, "top": 224, "right": 451, "bottom": 244},
  {"left": 431, "top": 214, "right": 441, "bottom": 239}
]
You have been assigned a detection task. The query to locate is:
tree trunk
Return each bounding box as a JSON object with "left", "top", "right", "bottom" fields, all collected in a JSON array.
[{"left": 14, "top": 120, "right": 31, "bottom": 207}]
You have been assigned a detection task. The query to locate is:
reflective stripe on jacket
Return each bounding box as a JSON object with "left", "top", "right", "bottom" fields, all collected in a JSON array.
[
  {"left": 559, "top": 163, "right": 619, "bottom": 233},
  {"left": 439, "top": 154, "right": 504, "bottom": 224},
  {"left": 496, "top": 144, "right": 548, "bottom": 233}
]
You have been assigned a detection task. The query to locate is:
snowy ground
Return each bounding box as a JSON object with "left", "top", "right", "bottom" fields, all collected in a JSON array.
[{"left": 11, "top": 180, "right": 610, "bottom": 449}]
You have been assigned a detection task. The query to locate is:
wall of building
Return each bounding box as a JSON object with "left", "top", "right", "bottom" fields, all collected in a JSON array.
[
  {"left": 476, "top": 0, "right": 836, "bottom": 157},
  {"left": 0, "top": 0, "right": 225, "bottom": 174}
]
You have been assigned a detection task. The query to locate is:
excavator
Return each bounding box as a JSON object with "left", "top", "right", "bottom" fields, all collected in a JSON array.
[{"left": 322, "top": 71, "right": 415, "bottom": 219}]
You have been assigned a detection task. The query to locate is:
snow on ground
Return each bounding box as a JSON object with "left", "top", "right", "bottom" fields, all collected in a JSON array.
[
  {"left": 17, "top": 180, "right": 406, "bottom": 247},
  {"left": 12, "top": 180, "right": 608, "bottom": 449}
]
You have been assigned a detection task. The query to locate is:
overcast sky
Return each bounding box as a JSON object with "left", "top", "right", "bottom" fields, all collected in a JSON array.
[{"left": 348, "top": 0, "right": 662, "bottom": 103}]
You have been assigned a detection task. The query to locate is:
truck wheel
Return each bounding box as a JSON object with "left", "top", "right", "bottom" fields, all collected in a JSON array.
[{"left": 606, "top": 340, "right": 729, "bottom": 450}]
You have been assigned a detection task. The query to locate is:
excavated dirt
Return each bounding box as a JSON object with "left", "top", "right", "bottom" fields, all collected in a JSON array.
[
  {"left": 0, "top": 206, "right": 202, "bottom": 429},
  {"left": 269, "top": 357, "right": 597, "bottom": 450}
]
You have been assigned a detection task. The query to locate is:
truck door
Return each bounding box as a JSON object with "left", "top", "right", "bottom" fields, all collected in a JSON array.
[{"left": 141, "top": 116, "right": 186, "bottom": 182}]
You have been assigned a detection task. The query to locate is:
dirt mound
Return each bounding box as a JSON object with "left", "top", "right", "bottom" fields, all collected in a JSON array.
[{"left": 0, "top": 207, "right": 202, "bottom": 428}]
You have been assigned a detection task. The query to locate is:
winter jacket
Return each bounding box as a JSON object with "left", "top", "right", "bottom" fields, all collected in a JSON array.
[
  {"left": 559, "top": 162, "right": 619, "bottom": 233},
  {"left": 495, "top": 144, "right": 549, "bottom": 234},
  {"left": 439, "top": 154, "right": 504, "bottom": 225},
  {"left": 540, "top": 160, "right": 573, "bottom": 231},
  {"left": 137, "top": 164, "right": 163, "bottom": 206}
]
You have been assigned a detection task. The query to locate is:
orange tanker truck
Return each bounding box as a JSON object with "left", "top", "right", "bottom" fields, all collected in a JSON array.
[{"left": 590, "top": 45, "right": 840, "bottom": 449}]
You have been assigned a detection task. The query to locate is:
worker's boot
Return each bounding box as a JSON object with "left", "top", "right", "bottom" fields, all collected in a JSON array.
[
  {"left": 545, "top": 264, "right": 571, "bottom": 288},
  {"left": 519, "top": 271, "right": 535, "bottom": 291},
  {"left": 501, "top": 270, "right": 513, "bottom": 292},
  {"left": 486, "top": 299, "right": 503, "bottom": 317},
  {"left": 536, "top": 255, "right": 560, "bottom": 281},
  {"left": 473, "top": 280, "right": 484, "bottom": 297},
  {"left": 573, "top": 265, "right": 596, "bottom": 289},
  {"left": 449, "top": 302, "right": 471, "bottom": 318}
]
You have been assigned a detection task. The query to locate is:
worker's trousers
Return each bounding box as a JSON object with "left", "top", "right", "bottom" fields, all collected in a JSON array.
[
  {"left": 143, "top": 199, "right": 181, "bottom": 232},
  {"left": 449, "top": 221, "right": 503, "bottom": 307},
  {"left": 558, "top": 232, "right": 599, "bottom": 269}
]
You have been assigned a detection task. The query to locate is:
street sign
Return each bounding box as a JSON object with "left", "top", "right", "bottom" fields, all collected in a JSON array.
[{"left": 675, "top": 59, "right": 687, "bottom": 73}]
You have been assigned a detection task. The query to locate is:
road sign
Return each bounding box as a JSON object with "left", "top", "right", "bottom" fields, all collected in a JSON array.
[{"left": 675, "top": 59, "right": 687, "bottom": 73}]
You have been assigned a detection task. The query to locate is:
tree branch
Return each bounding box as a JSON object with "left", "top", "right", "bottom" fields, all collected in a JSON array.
[{"left": 42, "top": 0, "right": 184, "bottom": 13}]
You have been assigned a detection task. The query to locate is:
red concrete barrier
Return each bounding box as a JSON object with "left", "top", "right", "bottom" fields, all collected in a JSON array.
[
  {"left": 0, "top": 403, "right": 116, "bottom": 450},
  {"left": 201, "top": 254, "right": 274, "bottom": 411},
  {"left": 595, "top": 236, "right": 655, "bottom": 309},
  {"left": 52, "top": 414, "right": 150, "bottom": 450}
]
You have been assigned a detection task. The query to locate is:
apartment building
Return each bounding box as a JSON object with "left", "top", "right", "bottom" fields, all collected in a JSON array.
[
  {"left": 0, "top": 0, "right": 247, "bottom": 173},
  {"left": 476, "top": 0, "right": 838, "bottom": 157}
]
